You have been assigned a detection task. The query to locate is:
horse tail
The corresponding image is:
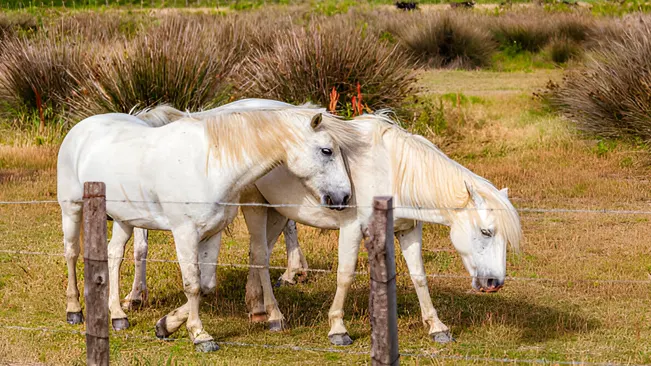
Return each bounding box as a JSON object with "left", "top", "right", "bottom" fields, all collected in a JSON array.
[{"left": 133, "top": 105, "right": 188, "bottom": 127}]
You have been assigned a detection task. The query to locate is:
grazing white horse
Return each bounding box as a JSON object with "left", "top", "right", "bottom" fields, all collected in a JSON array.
[
  {"left": 57, "top": 106, "right": 359, "bottom": 351},
  {"left": 127, "top": 99, "right": 522, "bottom": 345}
]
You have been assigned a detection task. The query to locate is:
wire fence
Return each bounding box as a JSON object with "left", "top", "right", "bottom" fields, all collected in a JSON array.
[
  {"left": 1, "top": 324, "right": 648, "bottom": 366},
  {"left": 1, "top": 249, "right": 650, "bottom": 285},
  {"left": 1, "top": 198, "right": 650, "bottom": 364},
  {"left": 3, "top": 198, "right": 651, "bottom": 215}
]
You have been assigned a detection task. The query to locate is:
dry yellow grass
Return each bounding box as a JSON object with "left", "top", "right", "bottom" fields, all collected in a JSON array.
[{"left": 0, "top": 69, "right": 650, "bottom": 365}]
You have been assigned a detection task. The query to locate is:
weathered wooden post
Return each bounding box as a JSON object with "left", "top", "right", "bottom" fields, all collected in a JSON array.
[
  {"left": 365, "top": 196, "right": 399, "bottom": 366},
  {"left": 83, "top": 182, "right": 109, "bottom": 366}
]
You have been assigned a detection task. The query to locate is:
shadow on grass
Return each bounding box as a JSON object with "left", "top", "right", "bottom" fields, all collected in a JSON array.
[{"left": 141, "top": 266, "right": 599, "bottom": 344}]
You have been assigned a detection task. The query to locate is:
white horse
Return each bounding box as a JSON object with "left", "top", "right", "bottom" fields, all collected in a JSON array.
[
  {"left": 57, "top": 105, "right": 360, "bottom": 351},
  {"left": 127, "top": 99, "right": 522, "bottom": 345}
]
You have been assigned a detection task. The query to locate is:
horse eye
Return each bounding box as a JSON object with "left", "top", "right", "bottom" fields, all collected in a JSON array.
[
  {"left": 321, "top": 148, "right": 333, "bottom": 156},
  {"left": 480, "top": 229, "right": 493, "bottom": 238}
]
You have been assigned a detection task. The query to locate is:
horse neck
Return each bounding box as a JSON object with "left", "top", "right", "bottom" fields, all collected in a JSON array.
[
  {"left": 203, "top": 112, "right": 303, "bottom": 192},
  {"left": 382, "top": 130, "right": 470, "bottom": 226}
]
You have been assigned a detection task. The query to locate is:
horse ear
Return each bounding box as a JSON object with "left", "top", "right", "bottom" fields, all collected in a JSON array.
[
  {"left": 500, "top": 188, "right": 509, "bottom": 198},
  {"left": 310, "top": 113, "right": 323, "bottom": 130},
  {"left": 465, "top": 181, "right": 485, "bottom": 207}
]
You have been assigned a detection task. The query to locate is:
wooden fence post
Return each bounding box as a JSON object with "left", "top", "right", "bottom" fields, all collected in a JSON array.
[
  {"left": 365, "top": 196, "right": 399, "bottom": 366},
  {"left": 83, "top": 182, "right": 109, "bottom": 366}
]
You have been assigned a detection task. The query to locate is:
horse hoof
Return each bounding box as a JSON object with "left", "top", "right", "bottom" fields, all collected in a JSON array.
[
  {"left": 275, "top": 278, "right": 295, "bottom": 288},
  {"left": 430, "top": 331, "right": 455, "bottom": 344},
  {"left": 195, "top": 341, "right": 220, "bottom": 353},
  {"left": 112, "top": 318, "right": 130, "bottom": 331},
  {"left": 249, "top": 313, "right": 267, "bottom": 323},
  {"left": 329, "top": 333, "right": 353, "bottom": 346},
  {"left": 66, "top": 311, "right": 84, "bottom": 325},
  {"left": 268, "top": 319, "right": 285, "bottom": 332},
  {"left": 155, "top": 316, "right": 172, "bottom": 339}
]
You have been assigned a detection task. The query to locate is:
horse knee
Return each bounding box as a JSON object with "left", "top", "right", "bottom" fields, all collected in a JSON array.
[
  {"left": 411, "top": 274, "right": 428, "bottom": 289},
  {"left": 337, "top": 272, "right": 355, "bottom": 287}
]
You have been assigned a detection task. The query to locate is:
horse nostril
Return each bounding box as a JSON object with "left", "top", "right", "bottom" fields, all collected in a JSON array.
[
  {"left": 487, "top": 278, "right": 497, "bottom": 288},
  {"left": 324, "top": 195, "right": 333, "bottom": 207},
  {"left": 342, "top": 195, "right": 350, "bottom": 205}
]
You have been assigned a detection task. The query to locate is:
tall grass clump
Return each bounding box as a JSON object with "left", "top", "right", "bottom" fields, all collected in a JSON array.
[
  {"left": 547, "top": 36, "right": 582, "bottom": 64},
  {"left": 490, "top": 11, "right": 554, "bottom": 53},
  {"left": 548, "top": 21, "right": 651, "bottom": 142},
  {"left": 75, "top": 15, "right": 241, "bottom": 117},
  {"left": 241, "top": 18, "right": 415, "bottom": 111},
  {"left": 397, "top": 11, "right": 496, "bottom": 69},
  {"left": 0, "top": 36, "right": 91, "bottom": 126}
]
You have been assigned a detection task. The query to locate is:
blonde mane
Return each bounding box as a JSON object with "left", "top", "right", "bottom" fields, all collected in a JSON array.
[
  {"left": 188, "top": 107, "right": 364, "bottom": 170},
  {"left": 133, "top": 105, "right": 187, "bottom": 127},
  {"left": 362, "top": 112, "right": 522, "bottom": 251}
]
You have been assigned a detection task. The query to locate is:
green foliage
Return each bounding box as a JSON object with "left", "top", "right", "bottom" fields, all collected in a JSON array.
[{"left": 410, "top": 98, "right": 448, "bottom": 136}]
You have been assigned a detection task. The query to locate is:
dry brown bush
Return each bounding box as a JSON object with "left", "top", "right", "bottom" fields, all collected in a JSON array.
[{"left": 240, "top": 17, "right": 415, "bottom": 111}]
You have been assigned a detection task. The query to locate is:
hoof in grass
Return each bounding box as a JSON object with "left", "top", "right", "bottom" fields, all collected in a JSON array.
[
  {"left": 66, "top": 311, "right": 84, "bottom": 325},
  {"left": 155, "top": 316, "right": 172, "bottom": 339},
  {"left": 329, "top": 333, "right": 353, "bottom": 346},
  {"left": 249, "top": 313, "right": 267, "bottom": 323},
  {"left": 430, "top": 330, "right": 455, "bottom": 344},
  {"left": 111, "top": 318, "right": 130, "bottom": 331},
  {"left": 195, "top": 341, "right": 220, "bottom": 353},
  {"left": 275, "top": 278, "right": 296, "bottom": 288},
  {"left": 268, "top": 319, "right": 285, "bottom": 332}
]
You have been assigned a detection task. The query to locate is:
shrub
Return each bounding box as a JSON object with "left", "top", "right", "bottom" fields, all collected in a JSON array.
[
  {"left": 240, "top": 17, "right": 415, "bottom": 111},
  {"left": 396, "top": 11, "right": 496, "bottom": 69},
  {"left": 0, "top": 36, "right": 91, "bottom": 124},
  {"left": 74, "top": 15, "right": 241, "bottom": 118},
  {"left": 490, "top": 12, "right": 553, "bottom": 53},
  {"left": 548, "top": 22, "right": 651, "bottom": 142},
  {"left": 547, "top": 36, "right": 582, "bottom": 64},
  {"left": 0, "top": 13, "right": 37, "bottom": 41}
]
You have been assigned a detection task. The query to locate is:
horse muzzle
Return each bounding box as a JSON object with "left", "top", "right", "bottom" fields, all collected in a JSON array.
[
  {"left": 322, "top": 192, "right": 351, "bottom": 211},
  {"left": 473, "top": 277, "right": 504, "bottom": 293}
]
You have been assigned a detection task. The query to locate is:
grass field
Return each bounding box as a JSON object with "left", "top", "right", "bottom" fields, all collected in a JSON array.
[{"left": 1, "top": 69, "right": 650, "bottom": 365}]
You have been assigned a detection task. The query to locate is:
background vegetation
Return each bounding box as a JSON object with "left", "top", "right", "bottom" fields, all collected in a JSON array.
[{"left": 1, "top": 1, "right": 650, "bottom": 365}]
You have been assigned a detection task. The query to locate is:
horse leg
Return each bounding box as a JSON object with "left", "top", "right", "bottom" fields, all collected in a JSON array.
[
  {"left": 397, "top": 223, "right": 453, "bottom": 343},
  {"left": 62, "top": 202, "right": 83, "bottom": 324},
  {"left": 123, "top": 228, "right": 148, "bottom": 311},
  {"left": 155, "top": 228, "right": 218, "bottom": 352},
  {"left": 108, "top": 221, "right": 133, "bottom": 330},
  {"left": 328, "top": 223, "right": 362, "bottom": 346},
  {"left": 199, "top": 232, "right": 221, "bottom": 297},
  {"left": 277, "top": 219, "right": 309, "bottom": 286},
  {"left": 244, "top": 209, "right": 287, "bottom": 319},
  {"left": 243, "top": 205, "right": 267, "bottom": 323},
  {"left": 243, "top": 205, "right": 285, "bottom": 331}
]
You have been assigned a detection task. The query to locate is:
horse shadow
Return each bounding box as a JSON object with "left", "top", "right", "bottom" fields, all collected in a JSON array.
[{"left": 141, "top": 267, "right": 599, "bottom": 344}]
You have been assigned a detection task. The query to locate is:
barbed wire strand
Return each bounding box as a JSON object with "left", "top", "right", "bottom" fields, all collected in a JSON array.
[
  {"left": 2, "top": 249, "right": 650, "bottom": 285},
  {"left": 1, "top": 199, "right": 651, "bottom": 215},
  {"left": 0, "top": 325, "right": 646, "bottom": 366}
]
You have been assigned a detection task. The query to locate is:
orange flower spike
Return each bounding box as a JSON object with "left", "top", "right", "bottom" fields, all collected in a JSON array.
[
  {"left": 329, "top": 87, "right": 339, "bottom": 114},
  {"left": 356, "top": 82, "right": 363, "bottom": 115}
]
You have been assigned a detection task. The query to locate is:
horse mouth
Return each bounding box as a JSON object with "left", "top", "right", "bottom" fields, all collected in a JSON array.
[{"left": 479, "top": 285, "right": 503, "bottom": 293}]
